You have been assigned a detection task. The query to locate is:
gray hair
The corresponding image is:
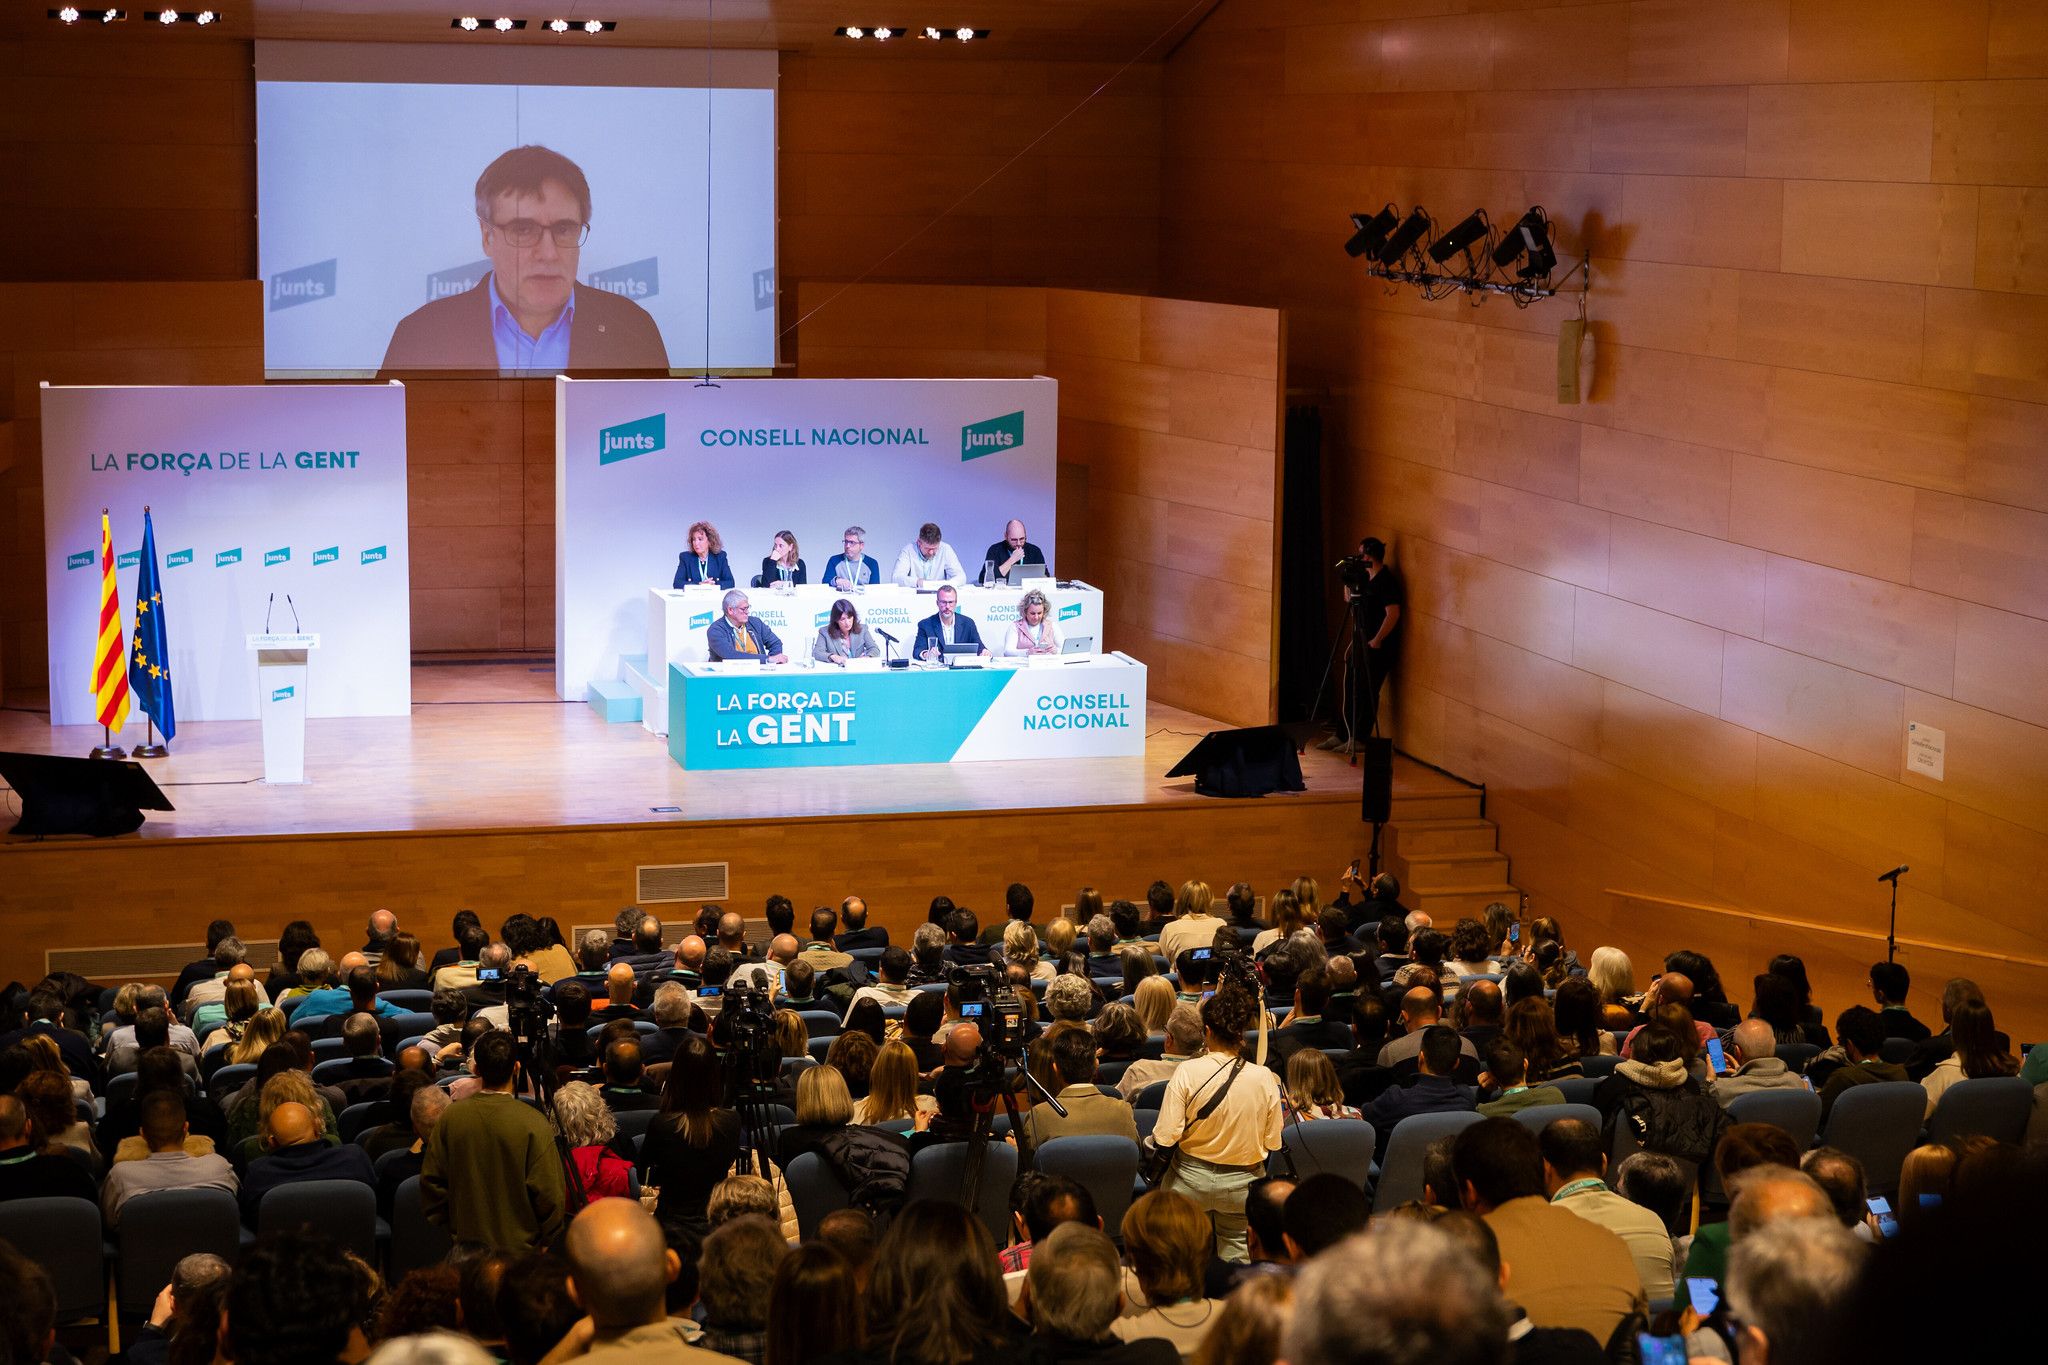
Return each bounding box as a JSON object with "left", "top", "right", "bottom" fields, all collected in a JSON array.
[
  {"left": 842, "top": 525, "right": 865, "bottom": 541},
  {"left": 579, "top": 930, "right": 610, "bottom": 970},
  {"left": 1725, "top": 1217, "right": 1865, "bottom": 1365},
  {"left": 1727, "top": 1167, "right": 1835, "bottom": 1242},
  {"left": 1028, "top": 1222, "right": 1122, "bottom": 1341},
  {"left": 411, "top": 1084, "right": 452, "bottom": 1137},
  {"left": 1283, "top": 1220, "right": 1509, "bottom": 1365},
  {"left": 1164, "top": 1002, "right": 1205, "bottom": 1056},
  {"left": 552, "top": 1080, "right": 617, "bottom": 1148},
  {"left": 171, "top": 1252, "right": 230, "bottom": 1300},
  {"left": 1086, "top": 914, "right": 1115, "bottom": 949},
  {"left": 1286, "top": 928, "right": 1329, "bottom": 972},
  {"left": 295, "top": 949, "right": 334, "bottom": 986},
  {"left": 1403, "top": 910, "right": 1432, "bottom": 934},
  {"left": 364, "top": 1333, "right": 501, "bottom": 1365},
  {"left": 1045, "top": 974, "right": 1095, "bottom": 1022},
  {"left": 722, "top": 589, "right": 748, "bottom": 613},
  {"left": 912, "top": 922, "right": 947, "bottom": 954},
  {"left": 478, "top": 942, "right": 513, "bottom": 973},
  {"left": 213, "top": 936, "right": 249, "bottom": 968},
  {"left": 651, "top": 981, "right": 693, "bottom": 1028}
]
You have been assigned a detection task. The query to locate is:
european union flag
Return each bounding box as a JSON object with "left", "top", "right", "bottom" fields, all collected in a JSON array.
[{"left": 128, "top": 508, "right": 176, "bottom": 741}]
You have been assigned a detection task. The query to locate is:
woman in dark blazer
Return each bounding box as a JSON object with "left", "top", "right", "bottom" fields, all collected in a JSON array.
[
  {"left": 756, "top": 529, "right": 808, "bottom": 587},
  {"left": 673, "top": 520, "right": 735, "bottom": 589}
]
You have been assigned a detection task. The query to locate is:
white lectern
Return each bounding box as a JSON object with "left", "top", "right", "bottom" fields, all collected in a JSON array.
[{"left": 246, "top": 632, "right": 320, "bottom": 784}]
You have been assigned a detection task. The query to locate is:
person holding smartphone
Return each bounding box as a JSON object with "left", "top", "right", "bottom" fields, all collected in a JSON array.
[{"left": 1708, "top": 1020, "right": 1807, "bottom": 1104}]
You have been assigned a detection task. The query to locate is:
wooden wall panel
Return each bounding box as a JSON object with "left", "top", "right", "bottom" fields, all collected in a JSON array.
[{"left": 1163, "top": 0, "right": 2048, "bottom": 1042}]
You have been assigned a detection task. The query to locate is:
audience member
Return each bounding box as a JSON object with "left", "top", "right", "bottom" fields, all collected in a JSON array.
[
  {"left": 1724, "top": 1214, "right": 1864, "bottom": 1365},
  {"left": 1681, "top": 1124, "right": 1806, "bottom": 1285},
  {"left": 0, "top": 1092, "right": 96, "bottom": 1205},
  {"left": 1710, "top": 1019, "right": 1805, "bottom": 1102},
  {"left": 223, "top": 1230, "right": 365, "bottom": 1365},
  {"left": 421, "top": 1032, "right": 566, "bottom": 1250},
  {"left": 848, "top": 1200, "right": 1029, "bottom": 1364},
  {"left": 1027, "top": 1222, "right": 1177, "bottom": 1365},
  {"left": 238, "top": 1100, "right": 377, "bottom": 1227},
  {"left": 1474, "top": 1037, "right": 1564, "bottom": 1117},
  {"left": 1279, "top": 1173, "right": 1370, "bottom": 1261},
  {"left": 1918, "top": 995, "right": 2017, "bottom": 1117},
  {"left": 1282, "top": 1217, "right": 1509, "bottom": 1365},
  {"left": 698, "top": 1214, "right": 787, "bottom": 1363},
  {"left": 1119, "top": 1003, "right": 1202, "bottom": 1100},
  {"left": 1150, "top": 983, "right": 1281, "bottom": 1263},
  {"left": 101, "top": 1091, "right": 239, "bottom": 1226},
  {"left": 1365, "top": 1026, "right": 1477, "bottom": 1146},
  {"left": 127, "top": 1251, "right": 230, "bottom": 1365},
  {"left": 1115, "top": 1190, "right": 1225, "bottom": 1359},
  {"left": 637, "top": 1034, "right": 743, "bottom": 1245},
  {"left": 561, "top": 1197, "right": 733, "bottom": 1364},
  {"left": 1020, "top": 1026, "right": 1138, "bottom": 1153},
  {"left": 1537, "top": 1117, "right": 1675, "bottom": 1304}
]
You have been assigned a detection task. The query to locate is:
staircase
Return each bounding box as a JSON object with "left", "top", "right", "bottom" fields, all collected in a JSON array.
[{"left": 1384, "top": 768, "right": 1521, "bottom": 923}]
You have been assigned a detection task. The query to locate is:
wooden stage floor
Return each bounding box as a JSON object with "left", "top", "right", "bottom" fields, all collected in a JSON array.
[
  {"left": 0, "top": 660, "right": 1474, "bottom": 988},
  {"left": 0, "top": 660, "right": 1414, "bottom": 842}
]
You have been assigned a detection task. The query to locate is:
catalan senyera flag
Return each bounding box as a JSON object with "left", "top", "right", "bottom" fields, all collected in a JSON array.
[
  {"left": 128, "top": 507, "right": 176, "bottom": 741},
  {"left": 93, "top": 511, "right": 131, "bottom": 732}
]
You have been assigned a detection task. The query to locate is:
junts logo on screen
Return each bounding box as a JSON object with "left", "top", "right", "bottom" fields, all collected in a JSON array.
[
  {"left": 216, "top": 548, "right": 243, "bottom": 567},
  {"left": 118, "top": 550, "right": 141, "bottom": 569},
  {"left": 66, "top": 550, "right": 94, "bottom": 571},
  {"left": 362, "top": 545, "right": 388, "bottom": 565},
  {"left": 599, "top": 413, "right": 666, "bottom": 466},
  {"left": 961, "top": 410, "right": 1024, "bottom": 461},
  {"left": 587, "top": 257, "right": 659, "bottom": 300},
  {"left": 166, "top": 549, "right": 193, "bottom": 568},
  {"left": 270, "top": 259, "right": 337, "bottom": 312},
  {"left": 427, "top": 260, "right": 492, "bottom": 303},
  {"left": 313, "top": 546, "right": 340, "bottom": 566},
  {"left": 689, "top": 611, "right": 715, "bottom": 629},
  {"left": 264, "top": 547, "right": 292, "bottom": 567}
]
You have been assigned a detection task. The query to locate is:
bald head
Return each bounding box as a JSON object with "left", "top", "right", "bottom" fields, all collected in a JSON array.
[
  {"left": 396, "top": 1046, "right": 431, "bottom": 1075},
  {"left": 1729, "top": 1018, "right": 1778, "bottom": 1064},
  {"left": 337, "top": 951, "right": 369, "bottom": 975},
  {"left": 606, "top": 962, "right": 636, "bottom": 1003},
  {"left": 267, "top": 1101, "right": 317, "bottom": 1149},
  {"left": 368, "top": 908, "right": 397, "bottom": 940},
  {"left": 1401, "top": 987, "right": 1441, "bottom": 1028},
  {"left": 226, "top": 962, "right": 257, "bottom": 986},
  {"left": 0, "top": 1094, "right": 28, "bottom": 1148},
  {"left": 1658, "top": 971, "right": 1694, "bottom": 1004},
  {"left": 1461, "top": 979, "right": 1502, "bottom": 1023},
  {"left": 943, "top": 1022, "right": 983, "bottom": 1067},
  {"left": 769, "top": 934, "right": 800, "bottom": 965},
  {"left": 678, "top": 935, "right": 707, "bottom": 969},
  {"left": 717, "top": 912, "right": 745, "bottom": 948},
  {"left": 565, "top": 1198, "right": 679, "bottom": 1329},
  {"left": 1729, "top": 1169, "right": 1835, "bottom": 1242}
]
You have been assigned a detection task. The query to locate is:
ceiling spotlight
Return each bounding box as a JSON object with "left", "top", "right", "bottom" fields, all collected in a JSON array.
[
  {"left": 57, "top": 5, "right": 81, "bottom": 18},
  {"left": 874, "top": 26, "right": 892, "bottom": 39},
  {"left": 583, "top": 18, "right": 601, "bottom": 31},
  {"left": 1493, "top": 207, "right": 1557, "bottom": 280},
  {"left": 103, "top": 7, "right": 123, "bottom": 20},
  {"left": 548, "top": 17, "right": 567, "bottom": 30},
  {"left": 922, "top": 25, "right": 939, "bottom": 38},
  {"left": 1427, "top": 209, "right": 1490, "bottom": 264},
  {"left": 458, "top": 15, "right": 479, "bottom": 29},
  {"left": 493, "top": 15, "right": 513, "bottom": 30},
  {"left": 1380, "top": 209, "right": 1432, "bottom": 264},
  {"left": 844, "top": 25, "right": 863, "bottom": 38},
  {"left": 158, "top": 8, "right": 177, "bottom": 21},
  {"left": 956, "top": 26, "right": 973, "bottom": 40},
  {"left": 195, "top": 7, "right": 215, "bottom": 20},
  {"left": 1344, "top": 205, "right": 1398, "bottom": 260}
]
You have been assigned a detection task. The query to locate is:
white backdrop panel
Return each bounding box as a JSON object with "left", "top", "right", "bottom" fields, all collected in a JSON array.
[
  {"left": 39, "top": 383, "right": 412, "bottom": 726},
  {"left": 556, "top": 377, "right": 1057, "bottom": 701}
]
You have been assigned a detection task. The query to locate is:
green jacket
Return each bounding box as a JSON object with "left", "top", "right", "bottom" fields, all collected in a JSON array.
[{"left": 421, "top": 1092, "right": 566, "bottom": 1251}]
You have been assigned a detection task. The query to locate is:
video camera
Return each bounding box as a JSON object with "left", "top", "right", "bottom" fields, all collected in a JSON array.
[
  {"left": 504, "top": 963, "right": 554, "bottom": 1042},
  {"left": 948, "top": 963, "right": 1027, "bottom": 1057}
]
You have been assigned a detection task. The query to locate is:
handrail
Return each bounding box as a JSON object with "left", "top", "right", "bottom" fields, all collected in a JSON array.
[{"left": 1605, "top": 888, "right": 2048, "bottom": 972}]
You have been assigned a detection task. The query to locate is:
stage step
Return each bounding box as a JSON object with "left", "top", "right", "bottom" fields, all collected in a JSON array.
[
  {"left": 1387, "top": 790, "right": 1484, "bottom": 821},
  {"left": 1390, "top": 849, "right": 1511, "bottom": 892},
  {"left": 585, "top": 676, "right": 642, "bottom": 724},
  {"left": 1388, "top": 819, "right": 1499, "bottom": 858},
  {"left": 1402, "top": 882, "right": 1523, "bottom": 921}
]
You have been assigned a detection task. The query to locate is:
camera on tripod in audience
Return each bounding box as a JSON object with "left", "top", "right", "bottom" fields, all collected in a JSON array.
[
  {"left": 504, "top": 963, "right": 553, "bottom": 1041},
  {"left": 949, "top": 963, "right": 1028, "bottom": 1058}
]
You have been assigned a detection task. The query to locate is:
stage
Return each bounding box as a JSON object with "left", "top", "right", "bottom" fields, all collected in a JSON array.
[{"left": 0, "top": 659, "right": 1479, "bottom": 989}]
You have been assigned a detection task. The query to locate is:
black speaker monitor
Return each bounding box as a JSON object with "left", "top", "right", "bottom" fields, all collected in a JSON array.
[
  {"left": 1360, "top": 737, "right": 1394, "bottom": 824},
  {"left": 1166, "top": 726, "right": 1308, "bottom": 800},
  {"left": 0, "top": 751, "right": 174, "bottom": 837}
]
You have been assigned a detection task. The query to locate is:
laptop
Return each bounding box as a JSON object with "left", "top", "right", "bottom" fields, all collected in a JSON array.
[
  {"left": 1060, "top": 636, "right": 1095, "bottom": 655},
  {"left": 942, "top": 642, "right": 986, "bottom": 667}
]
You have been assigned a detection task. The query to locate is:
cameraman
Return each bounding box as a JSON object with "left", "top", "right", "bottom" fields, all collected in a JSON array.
[
  {"left": 1321, "top": 535, "right": 1404, "bottom": 753},
  {"left": 915, "top": 1021, "right": 987, "bottom": 1149}
]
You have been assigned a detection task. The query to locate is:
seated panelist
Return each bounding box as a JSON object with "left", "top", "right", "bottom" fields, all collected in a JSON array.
[
  {"left": 755, "top": 530, "right": 807, "bottom": 588},
  {"left": 822, "top": 526, "right": 882, "bottom": 591},
  {"left": 673, "top": 520, "right": 735, "bottom": 590},
  {"left": 706, "top": 590, "right": 787, "bottom": 663},
  {"left": 893, "top": 521, "right": 967, "bottom": 586},
  {"left": 913, "top": 584, "right": 988, "bottom": 661},
  {"left": 812, "top": 598, "right": 883, "bottom": 666},
  {"left": 1004, "top": 587, "right": 1062, "bottom": 656},
  {"left": 980, "top": 518, "right": 1050, "bottom": 586}
]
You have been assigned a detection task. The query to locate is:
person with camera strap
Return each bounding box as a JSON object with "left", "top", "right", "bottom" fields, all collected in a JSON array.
[{"left": 1141, "top": 980, "right": 1282, "bottom": 1264}]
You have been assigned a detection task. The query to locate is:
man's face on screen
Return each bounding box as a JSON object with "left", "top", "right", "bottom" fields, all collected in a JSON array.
[{"left": 481, "top": 180, "right": 583, "bottom": 327}]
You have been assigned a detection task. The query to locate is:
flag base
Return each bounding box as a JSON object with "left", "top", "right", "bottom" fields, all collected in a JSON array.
[
  {"left": 87, "top": 744, "right": 128, "bottom": 760},
  {"left": 131, "top": 743, "right": 168, "bottom": 758}
]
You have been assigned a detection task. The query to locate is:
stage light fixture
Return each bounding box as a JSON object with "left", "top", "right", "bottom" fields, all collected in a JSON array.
[
  {"left": 957, "top": 26, "right": 977, "bottom": 40},
  {"left": 195, "top": 8, "right": 215, "bottom": 21},
  {"left": 1344, "top": 205, "right": 1397, "bottom": 260},
  {"left": 874, "top": 26, "right": 892, "bottom": 39},
  {"left": 583, "top": 18, "right": 604, "bottom": 31},
  {"left": 1380, "top": 208, "right": 1432, "bottom": 264},
  {"left": 548, "top": 17, "right": 567, "bottom": 30},
  {"left": 493, "top": 16, "right": 513, "bottom": 30},
  {"left": 158, "top": 8, "right": 177, "bottom": 21},
  {"left": 103, "top": 7, "right": 124, "bottom": 20},
  {"left": 457, "top": 16, "right": 479, "bottom": 29},
  {"left": 1427, "top": 209, "right": 1490, "bottom": 264},
  {"left": 57, "top": 5, "right": 82, "bottom": 19},
  {"left": 841, "top": 25, "right": 863, "bottom": 37}
]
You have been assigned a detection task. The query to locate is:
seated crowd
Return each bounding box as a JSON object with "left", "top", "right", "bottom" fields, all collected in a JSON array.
[{"left": 0, "top": 875, "right": 2040, "bottom": 1365}]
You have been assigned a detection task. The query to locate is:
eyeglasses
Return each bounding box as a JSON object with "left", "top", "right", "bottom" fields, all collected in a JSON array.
[{"left": 486, "top": 217, "right": 591, "bottom": 248}]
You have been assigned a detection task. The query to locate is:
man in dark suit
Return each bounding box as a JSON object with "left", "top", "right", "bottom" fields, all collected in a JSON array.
[
  {"left": 835, "top": 896, "right": 888, "bottom": 952},
  {"left": 978, "top": 519, "right": 1050, "bottom": 585},
  {"left": 706, "top": 591, "right": 787, "bottom": 663},
  {"left": 913, "top": 584, "right": 987, "bottom": 661},
  {"left": 380, "top": 146, "right": 668, "bottom": 374}
]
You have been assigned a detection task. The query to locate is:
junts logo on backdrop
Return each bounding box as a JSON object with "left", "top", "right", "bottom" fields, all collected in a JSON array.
[
  {"left": 272, "top": 685, "right": 295, "bottom": 703},
  {"left": 689, "top": 611, "right": 714, "bottom": 629},
  {"left": 428, "top": 260, "right": 492, "bottom": 302},
  {"left": 587, "top": 258, "right": 659, "bottom": 299},
  {"left": 66, "top": 550, "right": 93, "bottom": 570},
  {"left": 1059, "top": 602, "right": 1083, "bottom": 621},
  {"left": 599, "top": 414, "right": 666, "bottom": 466},
  {"left": 216, "top": 548, "right": 243, "bottom": 567},
  {"left": 270, "top": 259, "right": 337, "bottom": 312},
  {"left": 117, "top": 550, "right": 141, "bottom": 569},
  {"left": 753, "top": 268, "right": 775, "bottom": 312},
  {"left": 313, "top": 547, "right": 340, "bottom": 566},
  {"left": 361, "top": 546, "right": 388, "bottom": 565},
  {"left": 264, "top": 547, "right": 291, "bottom": 567},
  {"left": 961, "top": 410, "right": 1024, "bottom": 461}
]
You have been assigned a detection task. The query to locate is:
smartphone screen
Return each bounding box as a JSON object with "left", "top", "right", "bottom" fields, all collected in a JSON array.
[
  {"left": 1686, "top": 1277, "right": 1720, "bottom": 1317},
  {"left": 1508, "top": 922, "right": 1519, "bottom": 943},
  {"left": 1348, "top": 859, "right": 1362, "bottom": 877},
  {"left": 1705, "top": 1036, "right": 1726, "bottom": 1073},
  {"left": 1867, "top": 1195, "right": 1898, "bottom": 1238},
  {"left": 1636, "top": 1334, "right": 1687, "bottom": 1365}
]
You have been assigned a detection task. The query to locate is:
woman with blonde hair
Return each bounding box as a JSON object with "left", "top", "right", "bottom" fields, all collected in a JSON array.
[
  {"left": 1289, "top": 876, "right": 1321, "bottom": 924},
  {"left": 227, "top": 1007, "right": 287, "bottom": 1065},
  {"left": 554, "top": 1080, "right": 633, "bottom": 1198},
  {"left": 1284, "top": 1048, "right": 1361, "bottom": 1121},
  {"left": 19, "top": 1032, "right": 92, "bottom": 1107},
  {"left": 1587, "top": 946, "right": 1638, "bottom": 1030},
  {"left": 201, "top": 978, "right": 264, "bottom": 1054},
  {"left": 1115, "top": 1190, "right": 1226, "bottom": 1358},
  {"left": 1004, "top": 921, "right": 1056, "bottom": 982},
  {"left": 1250, "top": 889, "right": 1302, "bottom": 956},
  {"left": 772, "top": 1009, "right": 810, "bottom": 1060},
  {"left": 1043, "top": 916, "right": 1078, "bottom": 973},
  {"left": 1134, "top": 976, "right": 1176, "bottom": 1035},
  {"left": 851, "top": 1040, "right": 932, "bottom": 1129},
  {"left": 1005, "top": 587, "right": 1061, "bottom": 656}
]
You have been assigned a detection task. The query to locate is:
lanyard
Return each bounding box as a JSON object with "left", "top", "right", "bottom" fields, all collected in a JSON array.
[{"left": 1552, "top": 1178, "right": 1606, "bottom": 1201}]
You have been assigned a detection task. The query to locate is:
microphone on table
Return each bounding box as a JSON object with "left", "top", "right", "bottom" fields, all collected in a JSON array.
[
  {"left": 265, "top": 592, "right": 275, "bottom": 632},
  {"left": 1877, "top": 865, "right": 1909, "bottom": 883}
]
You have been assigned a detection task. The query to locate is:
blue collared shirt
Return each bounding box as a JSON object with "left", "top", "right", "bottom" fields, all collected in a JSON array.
[{"left": 488, "top": 274, "right": 575, "bottom": 372}]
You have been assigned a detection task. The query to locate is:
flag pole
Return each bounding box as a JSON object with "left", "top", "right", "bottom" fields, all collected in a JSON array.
[
  {"left": 89, "top": 504, "right": 129, "bottom": 759},
  {"left": 91, "top": 723, "right": 125, "bottom": 760},
  {"left": 130, "top": 502, "right": 168, "bottom": 757}
]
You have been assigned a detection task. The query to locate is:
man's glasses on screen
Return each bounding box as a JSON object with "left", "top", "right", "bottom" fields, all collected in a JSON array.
[{"left": 487, "top": 218, "right": 591, "bottom": 248}]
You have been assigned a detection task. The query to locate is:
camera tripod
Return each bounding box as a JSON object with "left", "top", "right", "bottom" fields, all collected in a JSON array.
[{"left": 956, "top": 1052, "right": 1065, "bottom": 1212}]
